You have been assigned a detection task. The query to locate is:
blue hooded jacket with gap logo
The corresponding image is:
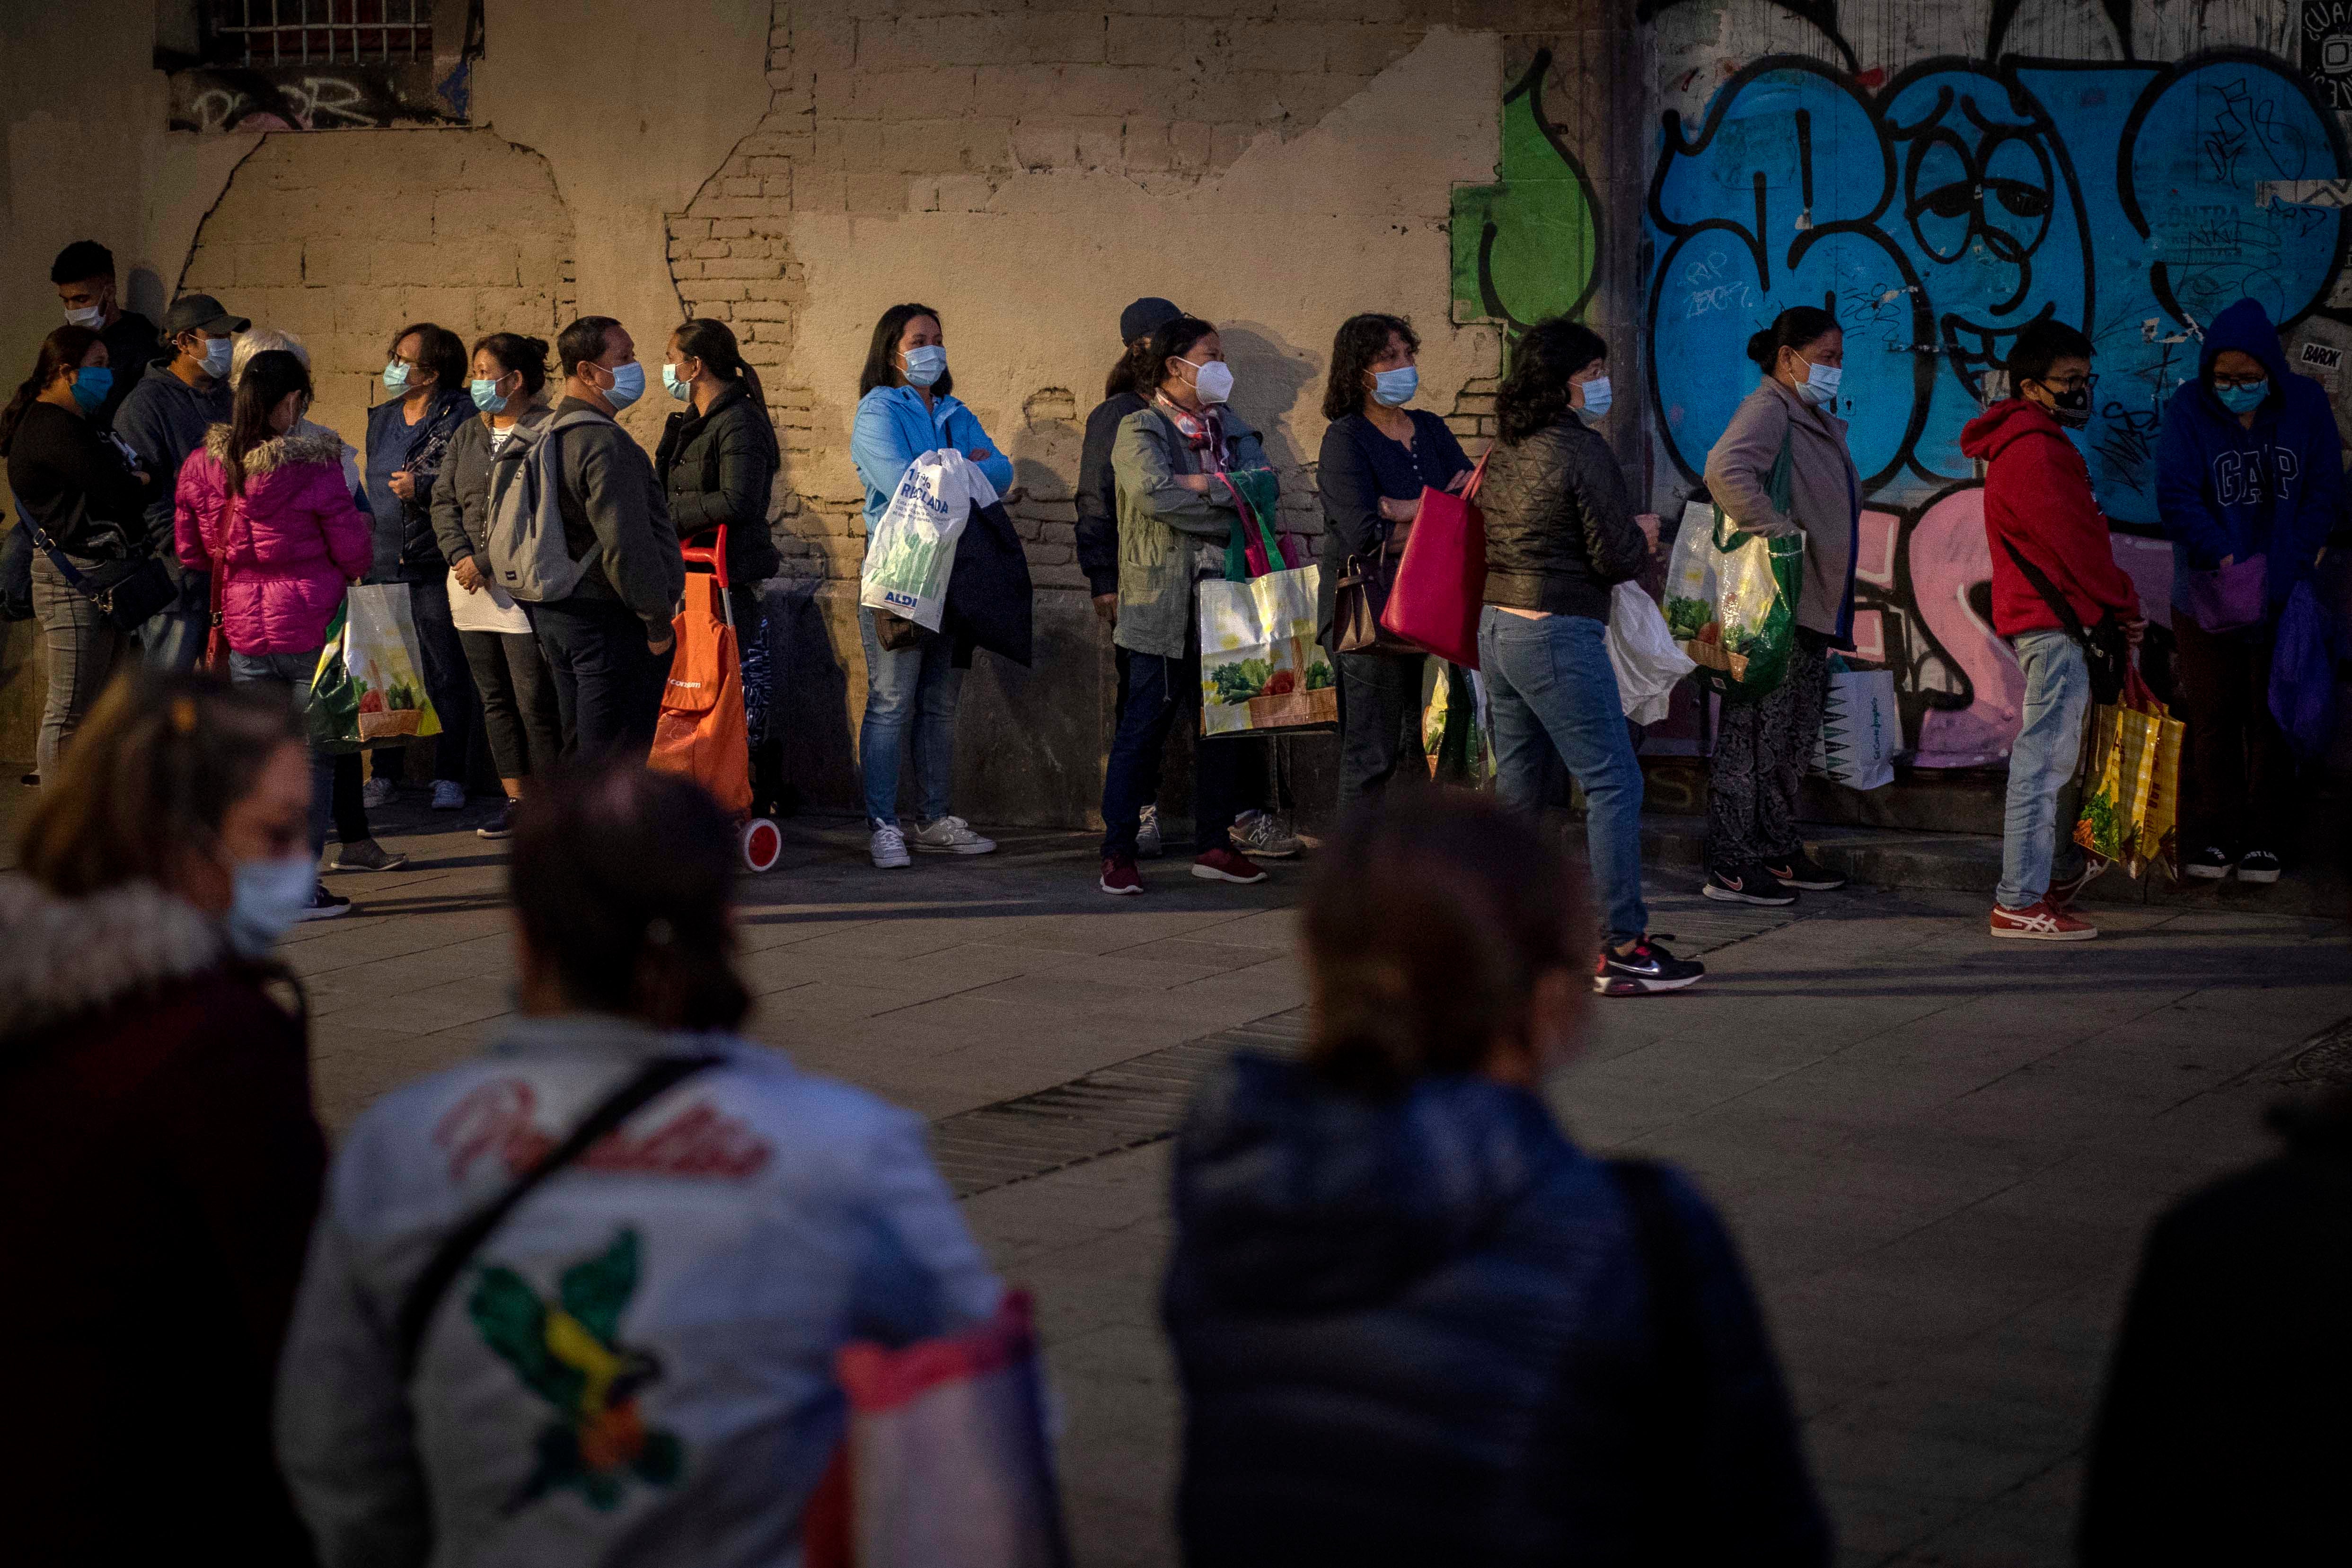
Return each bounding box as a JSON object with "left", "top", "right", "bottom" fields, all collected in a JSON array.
[{"left": 2154, "top": 298, "right": 2344, "bottom": 611}]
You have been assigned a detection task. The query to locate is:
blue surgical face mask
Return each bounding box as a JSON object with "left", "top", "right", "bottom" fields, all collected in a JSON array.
[
  {"left": 2216, "top": 379, "right": 2268, "bottom": 414},
  {"left": 382, "top": 360, "right": 411, "bottom": 394},
  {"left": 902, "top": 344, "right": 948, "bottom": 388},
  {"left": 1798, "top": 361, "right": 1842, "bottom": 406},
  {"left": 201, "top": 337, "right": 235, "bottom": 379},
  {"left": 662, "top": 362, "right": 693, "bottom": 401},
  {"left": 469, "top": 376, "right": 508, "bottom": 414},
  {"left": 601, "top": 360, "right": 646, "bottom": 411},
  {"left": 1578, "top": 375, "right": 1614, "bottom": 418},
  {"left": 225, "top": 853, "right": 316, "bottom": 959},
  {"left": 69, "top": 366, "right": 113, "bottom": 415},
  {"left": 1371, "top": 365, "right": 1419, "bottom": 407}
]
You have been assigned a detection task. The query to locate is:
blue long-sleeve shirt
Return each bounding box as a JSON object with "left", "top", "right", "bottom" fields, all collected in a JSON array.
[{"left": 850, "top": 384, "right": 1012, "bottom": 526}]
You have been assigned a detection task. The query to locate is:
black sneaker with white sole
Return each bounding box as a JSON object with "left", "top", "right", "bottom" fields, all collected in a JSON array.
[
  {"left": 298, "top": 884, "right": 352, "bottom": 921},
  {"left": 1594, "top": 936, "right": 1706, "bottom": 995},
  {"left": 1763, "top": 850, "right": 1846, "bottom": 891},
  {"left": 1703, "top": 863, "right": 1797, "bottom": 906},
  {"left": 2237, "top": 848, "right": 2282, "bottom": 884},
  {"left": 2183, "top": 845, "right": 2234, "bottom": 880}
]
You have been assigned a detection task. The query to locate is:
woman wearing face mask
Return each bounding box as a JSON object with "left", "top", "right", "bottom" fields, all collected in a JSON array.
[
  {"left": 1700, "top": 306, "right": 1862, "bottom": 907},
  {"left": 1097, "top": 314, "right": 1278, "bottom": 895},
  {"left": 0, "top": 669, "right": 330, "bottom": 1568},
  {"left": 429, "top": 333, "right": 562, "bottom": 841},
  {"left": 363, "top": 321, "right": 484, "bottom": 817},
  {"left": 1316, "top": 311, "right": 1474, "bottom": 806},
  {"left": 657, "top": 317, "right": 788, "bottom": 817},
  {"left": 847, "top": 302, "right": 1012, "bottom": 868},
  {"left": 1, "top": 324, "right": 150, "bottom": 776},
  {"left": 177, "top": 349, "right": 373, "bottom": 920}
]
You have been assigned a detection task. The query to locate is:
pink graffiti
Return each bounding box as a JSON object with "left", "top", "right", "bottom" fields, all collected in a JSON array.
[{"left": 1910, "top": 488, "right": 2025, "bottom": 768}]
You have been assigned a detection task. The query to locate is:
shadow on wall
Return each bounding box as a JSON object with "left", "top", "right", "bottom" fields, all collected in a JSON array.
[{"left": 1217, "top": 323, "right": 1322, "bottom": 522}]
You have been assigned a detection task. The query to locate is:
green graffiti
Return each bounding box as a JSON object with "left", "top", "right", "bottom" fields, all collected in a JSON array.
[{"left": 1450, "top": 50, "right": 1602, "bottom": 329}]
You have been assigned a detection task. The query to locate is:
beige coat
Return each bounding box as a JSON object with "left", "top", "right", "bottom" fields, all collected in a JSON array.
[{"left": 1702, "top": 377, "right": 1860, "bottom": 640}]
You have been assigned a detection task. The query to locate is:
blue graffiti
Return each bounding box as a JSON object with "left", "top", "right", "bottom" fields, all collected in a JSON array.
[{"left": 1647, "top": 53, "right": 2349, "bottom": 528}]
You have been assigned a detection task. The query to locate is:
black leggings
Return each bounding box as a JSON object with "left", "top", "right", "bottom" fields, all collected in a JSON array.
[{"left": 460, "top": 628, "right": 564, "bottom": 784}]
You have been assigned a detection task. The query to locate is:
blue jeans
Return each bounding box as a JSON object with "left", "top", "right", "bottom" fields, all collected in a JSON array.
[
  {"left": 139, "top": 593, "right": 207, "bottom": 674},
  {"left": 858, "top": 610, "right": 963, "bottom": 825},
  {"left": 228, "top": 646, "right": 335, "bottom": 863},
  {"left": 1997, "top": 629, "right": 2091, "bottom": 908},
  {"left": 1479, "top": 607, "right": 1649, "bottom": 943}
]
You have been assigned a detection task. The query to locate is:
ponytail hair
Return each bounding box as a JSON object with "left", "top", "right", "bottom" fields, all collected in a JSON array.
[
  {"left": 1746, "top": 305, "right": 1841, "bottom": 373},
  {"left": 1105, "top": 336, "right": 1159, "bottom": 398},
  {"left": 0, "top": 325, "right": 102, "bottom": 457},
  {"left": 473, "top": 331, "right": 551, "bottom": 398},
  {"left": 675, "top": 317, "right": 766, "bottom": 409},
  {"left": 222, "top": 351, "right": 312, "bottom": 496},
  {"left": 510, "top": 762, "right": 752, "bottom": 1033}
]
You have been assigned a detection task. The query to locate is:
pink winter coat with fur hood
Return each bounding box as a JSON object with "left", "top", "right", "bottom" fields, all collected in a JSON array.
[{"left": 176, "top": 426, "right": 371, "bottom": 656}]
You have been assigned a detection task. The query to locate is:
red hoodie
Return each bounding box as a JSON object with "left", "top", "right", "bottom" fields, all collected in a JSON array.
[{"left": 1960, "top": 398, "right": 2141, "bottom": 638}]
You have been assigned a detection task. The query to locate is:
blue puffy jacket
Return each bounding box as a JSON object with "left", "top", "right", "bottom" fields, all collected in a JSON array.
[
  {"left": 2155, "top": 298, "right": 2344, "bottom": 612},
  {"left": 1163, "top": 1053, "right": 1831, "bottom": 1567}
]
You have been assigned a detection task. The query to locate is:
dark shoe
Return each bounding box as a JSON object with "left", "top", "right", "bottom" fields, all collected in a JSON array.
[
  {"left": 477, "top": 797, "right": 520, "bottom": 841},
  {"left": 2183, "top": 845, "right": 2234, "bottom": 881},
  {"left": 1595, "top": 935, "right": 1706, "bottom": 995},
  {"left": 2046, "top": 858, "right": 2108, "bottom": 909},
  {"left": 297, "top": 884, "right": 352, "bottom": 922},
  {"left": 332, "top": 837, "right": 409, "bottom": 873},
  {"left": 1703, "top": 863, "right": 1797, "bottom": 906},
  {"left": 1763, "top": 850, "right": 1845, "bottom": 891},
  {"left": 2237, "top": 849, "right": 2281, "bottom": 884},
  {"left": 1099, "top": 856, "right": 1144, "bottom": 896},
  {"left": 1190, "top": 847, "right": 1268, "bottom": 885}
]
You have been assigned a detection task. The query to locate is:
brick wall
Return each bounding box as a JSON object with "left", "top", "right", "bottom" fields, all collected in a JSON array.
[{"left": 182, "top": 129, "right": 576, "bottom": 449}]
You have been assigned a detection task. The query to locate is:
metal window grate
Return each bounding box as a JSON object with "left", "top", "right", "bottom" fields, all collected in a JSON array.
[{"left": 209, "top": 0, "right": 432, "bottom": 68}]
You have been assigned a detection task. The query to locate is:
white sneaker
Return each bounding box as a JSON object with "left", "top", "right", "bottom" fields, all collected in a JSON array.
[
  {"left": 431, "top": 780, "right": 465, "bottom": 811},
  {"left": 912, "top": 815, "right": 997, "bottom": 855},
  {"left": 870, "top": 821, "right": 911, "bottom": 869},
  {"left": 1136, "top": 802, "right": 1163, "bottom": 859},
  {"left": 361, "top": 776, "right": 396, "bottom": 810},
  {"left": 1231, "top": 810, "right": 1302, "bottom": 859}
]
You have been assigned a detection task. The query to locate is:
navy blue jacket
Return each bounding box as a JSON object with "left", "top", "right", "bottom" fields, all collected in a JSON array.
[
  {"left": 2155, "top": 298, "right": 2343, "bottom": 611},
  {"left": 1164, "top": 1054, "right": 1830, "bottom": 1567}
]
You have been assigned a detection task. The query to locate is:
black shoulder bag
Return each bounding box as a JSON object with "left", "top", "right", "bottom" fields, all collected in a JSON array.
[
  {"left": 28, "top": 519, "right": 176, "bottom": 633},
  {"left": 393, "top": 1053, "right": 722, "bottom": 1378},
  {"left": 1998, "top": 538, "right": 2127, "bottom": 704}
]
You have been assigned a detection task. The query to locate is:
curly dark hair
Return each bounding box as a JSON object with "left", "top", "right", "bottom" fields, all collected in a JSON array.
[
  {"left": 1494, "top": 318, "right": 1608, "bottom": 444},
  {"left": 1321, "top": 313, "right": 1420, "bottom": 421}
]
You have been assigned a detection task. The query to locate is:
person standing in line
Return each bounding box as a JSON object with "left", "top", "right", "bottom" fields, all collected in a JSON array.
[
  {"left": 115, "top": 291, "right": 247, "bottom": 672},
  {"left": 657, "top": 316, "right": 787, "bottom": 816},
  {"left": 2154, "top": 297, "right": 2343, "bottom": 884},
  {"left": 528, "top": 315, "right": 684, "bottom": 763},
  {"left": 849, "top": 301, "right": 1008, "bottom": 868},
  {"left": 1316, "top": 310, "right": 1475, "bottom": 807},
  {"left": 1097, "top": 314, "right": 1275, "bottom": 895},
  {"left": 1477, "top": 317, "right": 1701, "bottom": 995},
  {"left": 276, "top": 763, "right": 1002, "bottom": 1567},
  {"left": 1, "top": 670, "right": 330, "bottom": 1568},
  {"left": 1961, "top": 319, "right": 2146, "bottom": 941},
  {"left": 176, "top": 348, "right": 374, "bottom": 920},
  {"left": 430, "top": 332, "right": 563, "bottom": 842},
  {"left": 232, "top": 327, "right": 404, "bottom": 876},
  {"left": 1079, "top": 296, "right": 1186, "bottom": 859},
  {"left": 1700, "top": 305, "right": 1861, "bottom": 907},
  {"left": 362, "top": 321, "right": 485, "bottom": 815},
  {"left": 1163, "top": 791, "right": 1827, "bottom": 1565},
  {"left": 2, "top": 326, "right": 148, "bottom": 777},
  {"left": 50, "top": 240, "right": 159, "bottom": 429}
]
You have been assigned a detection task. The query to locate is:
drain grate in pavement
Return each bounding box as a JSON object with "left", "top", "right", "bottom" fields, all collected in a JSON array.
[{"left": 2280, "top": 1018, "right": 2352, "bottom": 1086}]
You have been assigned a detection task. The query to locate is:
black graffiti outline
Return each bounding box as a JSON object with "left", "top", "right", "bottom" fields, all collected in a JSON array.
[
  {"left": 1471, "top": 48, "right": 1606, "bottom": 331},
  {"left": 1634, "top": 0, "right": 2133, "bottom": 69}
]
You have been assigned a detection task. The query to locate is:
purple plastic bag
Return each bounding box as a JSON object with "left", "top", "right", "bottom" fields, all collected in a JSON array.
[
  {"left": 2269, "top": 580, "right": 2339, "bottom": 761},
  {"left": 2181, "top": 553, "right": 2268, "bottom": 633}
]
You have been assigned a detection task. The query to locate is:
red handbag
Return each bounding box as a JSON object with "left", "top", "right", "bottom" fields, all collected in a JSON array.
[{"left": 1378, "top": 451, "right": 1490, "bottom": 668}]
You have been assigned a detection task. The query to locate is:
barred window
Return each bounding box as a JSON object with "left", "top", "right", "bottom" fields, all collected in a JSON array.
[{"left": 203, "top": 0, "right": 431, "bottom": 67}]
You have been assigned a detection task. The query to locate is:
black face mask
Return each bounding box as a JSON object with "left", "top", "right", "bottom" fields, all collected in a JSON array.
[{"left": 2038, "top": 384, "right": 2091, "bottom": 429}]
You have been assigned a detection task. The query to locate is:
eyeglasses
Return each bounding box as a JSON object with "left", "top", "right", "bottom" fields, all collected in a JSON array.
[
  {"left": 2211, "top": 371, "right": 2266, "bottom": 389},
  {"left": 2039, "top": 372, "right": 2098, "bottom": 394}
]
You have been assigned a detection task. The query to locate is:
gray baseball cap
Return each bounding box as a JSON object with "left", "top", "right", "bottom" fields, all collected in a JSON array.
[{"left": 164, "top": 293, "right": 250, "bottom": 337}]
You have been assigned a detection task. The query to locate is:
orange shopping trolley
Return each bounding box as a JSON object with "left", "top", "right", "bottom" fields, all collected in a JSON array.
[{"left": 651, "top": 525, "right": 783, "bottom": 873}]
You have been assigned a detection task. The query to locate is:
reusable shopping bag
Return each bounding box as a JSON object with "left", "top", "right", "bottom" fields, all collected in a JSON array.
[
  {"left": 1605, "top": 579, "right": 1696, "bottom": 724},
  {"left": 1422, "top": 661, "right": 1492, "bottom": 784},
  {"left": 860, "top": 450, "right": 995, "bottom": 632},
  {"left": 1198, "top": 473, "right": 1335, "bottom": 736},
  {"left": 1812, "top": 661, "right": 1899, "bottom": 790},
  {"left": 649, "top": 575, "right": 752, "bottom": 818},
  {"left": 2269, "top": 579, "right": 2340, "bottom": 761},
  {"left": 1664, "top": 432, "right": 1803, "bottom": 701},
  {"left": 802, "top": 1292, "right": 1073, "bottom": 1568},
  {"left": 1380, "top": 452, "right": 1489, "bottom": 668},
  {"left": 2074, "top": 666, "right": 2183, "bottom": 878},
  {"left": 308, "top": 585, "right": 441, "bottom": 753}
]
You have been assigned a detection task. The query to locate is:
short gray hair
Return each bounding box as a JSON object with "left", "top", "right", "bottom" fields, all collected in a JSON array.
[{"left": 231, "top": 327, "right": 309, "bottom": 386}]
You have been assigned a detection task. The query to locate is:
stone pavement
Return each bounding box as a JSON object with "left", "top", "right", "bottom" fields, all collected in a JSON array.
[{"left": 253, "top": 800, "right": 2352, "bottom": 1565}]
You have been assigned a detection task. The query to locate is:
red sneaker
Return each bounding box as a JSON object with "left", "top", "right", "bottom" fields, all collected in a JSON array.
[
  {"left": 1989, "top": 899, "right": 2098, "bottom": 942},
  {"left": 1190, "top": 846, "right": 1268, "bottom": 885},
  {"left": 1099, "top": 856, "right": 1144, "bottom": 896},
  {"left": 2046, "top": 859, "right": 2108, "bottom": 909}
]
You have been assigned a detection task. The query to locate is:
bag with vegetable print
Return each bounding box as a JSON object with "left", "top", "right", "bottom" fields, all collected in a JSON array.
[
  {"left": 1197, "top": 473, "right": 1333, "bottom": 736},
  {"left": 307, "top": 584, "right": 442, "bottom": 753}
]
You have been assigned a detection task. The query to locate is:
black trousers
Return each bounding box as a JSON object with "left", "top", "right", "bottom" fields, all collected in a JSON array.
[
  {"left": 1336, "top": 649, "right": 1427, "bottom": 808},
  {"left": 459, "top": 628, "right": 563, "bottom": 784},
  {"left": 2173, "top": 615, "right": 2293, "bottom": 850},
  {"left": 1101, "top": 645, "right": 1247, "bottom": 858},
  {"left": 528, "top": 596, "right": 673, "bottom": 764}
]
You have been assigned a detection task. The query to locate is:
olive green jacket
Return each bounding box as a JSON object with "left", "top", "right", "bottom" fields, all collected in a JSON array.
[{"left": 1109, "top": 403, "right": 1272, "bottom": 660}]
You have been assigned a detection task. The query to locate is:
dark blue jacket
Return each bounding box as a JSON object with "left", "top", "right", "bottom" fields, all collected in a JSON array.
[
  {"left": 2155, "top": 299, "right": 2343, "bottom": 611},
  {"left": 363, "top": 387, "right": 474, "bottom": 581},
  {"left": 1163, "top": 1054, "right": 1830, "bottom": 1567}
]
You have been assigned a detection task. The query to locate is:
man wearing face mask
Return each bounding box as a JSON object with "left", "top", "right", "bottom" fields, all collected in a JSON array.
[
  {"left": 115, "top": 292, "right": 248, "bottom": 672},
  {"left": 1963, "top": 318, "right": 2145, "bottom": 941},
  {"left": 50, "top": 241, "right": 159, "bottom": 430},
  {"left": 526, "top": 315, "right": 685, "bottom": 762}
]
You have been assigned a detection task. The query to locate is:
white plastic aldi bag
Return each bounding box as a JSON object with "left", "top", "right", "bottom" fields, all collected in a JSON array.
[
  {"left": 1605, "top": 579, "right": 1696, "bottom": 724},
  {"left": 860, "top": 449, "right": 998, "bottom": 632},
  {"left": 1813, "top": 664, "right": 1899, "bottom": 790}
]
